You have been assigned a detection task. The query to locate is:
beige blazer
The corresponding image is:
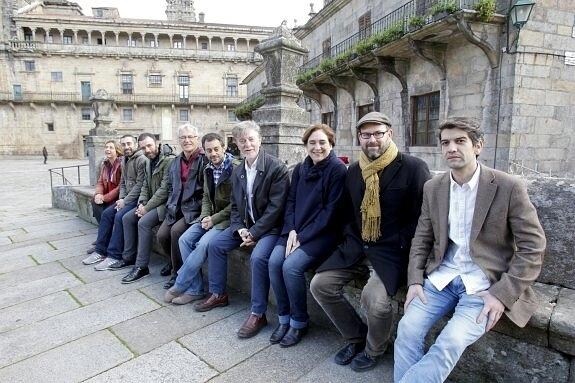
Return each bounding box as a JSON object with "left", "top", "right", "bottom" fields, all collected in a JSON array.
[{"left": 407, "top": 164, "right": 546, "bottom": 327}]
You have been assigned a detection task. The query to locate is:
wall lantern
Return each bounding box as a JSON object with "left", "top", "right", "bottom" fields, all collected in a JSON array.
[{"left": 506, "top": 0, "right": 536, "bottom": 52}]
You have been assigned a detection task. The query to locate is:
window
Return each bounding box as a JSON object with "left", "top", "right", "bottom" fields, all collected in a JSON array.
[
  {"left": 46, "top": 122, "right": 54, "bottom": 131},
  {"left": 226, "top": 43, "right": 235, "bottom": 51},
  {"left": 121, "top": 73, "right": 133, "bottom": 94},
  {"left": 94, "top": 9, "right": 103, "bottom": 18},
  {"left": 358, "top": 103, "right": 374, "bottom": 120},
  {"left": 46, "top": 34, "right": 53, "bottom": 43},
  {"left": 24, "top": 60, "right": 35, "bottom": 72},
  {"left": 226, "top": 77, "right": 238, "bottom": 97},
  {"left": 173, "top": 40, "right": 183, "bottom": 48},
  {"left": 82, "top": 37, "right": 89, "bottom": 44},
  {"left": 13, "top": 85, "right": 22, "bottom": 101},
  {"left": 81, "top": 107, "right": 91, "bottom": 121},
  {"left": 179, "top": 109, "right": 189, "bottom": 121},
  {"left": 178, "top": 75, "right": 189, "bottom": 101},
  {"left": 322, "top": 38, "right": 331, "bottom": 58},
  {"left": 122, "top": 108, "right": 133, "bottom": 121},
  {"left": 149, "top": 40, "right": 157, "bottom": 47},
  {"left": 228, "top": 110, "right": 239, "bottom": 122},
  {"left": 51, "top": 71, "right": 63, "bottom": 82},
  {"left": 63, "top": 35, "right": 73, "bottom": 44},
  {"left": 128, "top": 39, "right": 136, "bottom": 47},
  {"left": 359, "top": 11, "right": 372, "bottom": 39},
  {"left": 148, "top": 74, "right": 162, "bottom": 87},
  {"left": 321, "top": 112, "right": 334, "bottom": 128},
  {"left": 412, "top": 91, "right": 440, "bottom": 146},
  {"left": 24, "top": 33, "right": 32, "bottom": 41},
  {"left": 201, "top": 42, "right": 208, "bottom": 50},
  {"left": 97, "top": 38, "right": 103, "bottom": 45}
]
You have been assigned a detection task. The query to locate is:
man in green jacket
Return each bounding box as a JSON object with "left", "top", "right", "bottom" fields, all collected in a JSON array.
[
  {"left": 164, "top": 132, "right": 239, "bottom": 304},
  {"left": 115, "top": 133, "right": 175, "bottom": 283}
]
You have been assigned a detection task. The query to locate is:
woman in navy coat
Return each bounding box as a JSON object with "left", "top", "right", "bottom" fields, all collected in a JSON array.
[{"left": 268, "top": 124, "right": 347, "bottom": 347}]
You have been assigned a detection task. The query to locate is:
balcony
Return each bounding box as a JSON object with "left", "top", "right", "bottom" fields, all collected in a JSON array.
[
  {"left": 8, "top": 41, "right": 263, "bottom": 62},
  {"left": 298, "top": 0, "right": 506, "bottom": 83}
]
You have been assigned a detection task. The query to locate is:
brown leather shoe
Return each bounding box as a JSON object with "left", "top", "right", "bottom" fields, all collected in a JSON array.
[
  {"left": 193, "top": 293, "right": 229, "bottom": 312},
  {"left": 237, "top": 313, "right": 267, "bottom": 338}
]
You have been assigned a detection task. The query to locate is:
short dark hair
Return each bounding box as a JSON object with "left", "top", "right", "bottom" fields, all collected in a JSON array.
[
  {"left": 119, "top": 134, "right": 135, "bottom": 143},
  {"left": 202, "top": 132, "right": 225, "bottom": 148},
  {"left": 438, "top": 117, "right": 484, "bottom": 146},
  {"left": 302, "top": 124, "right": 336, "bottom": 146},
  {"left": 137, "top": 133, "right": 156, "bottom": 143}
]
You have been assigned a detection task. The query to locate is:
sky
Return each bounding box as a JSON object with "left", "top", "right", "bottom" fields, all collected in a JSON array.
[{"left": 73, "top": 0, "right": 319, "bottom": 28}]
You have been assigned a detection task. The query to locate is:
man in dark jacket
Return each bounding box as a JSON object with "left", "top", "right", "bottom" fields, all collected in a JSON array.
[
  {"left": 194, "top": 121, "right": 289, "bottom": 340},
  {"left": 158, "top": 123, "right": 207, "bottom": 289},
  {"left": 83, "top": 135, "right": 148, "bottom": 269},
  {"left": 115, "top": 133, "right": 175, "bottom": 283},
  {"left": 164, "top": 132, "right": 239, "bottom": 305},
  {"left": 310, "top": 112, "right": 431, "bottom": 372}
]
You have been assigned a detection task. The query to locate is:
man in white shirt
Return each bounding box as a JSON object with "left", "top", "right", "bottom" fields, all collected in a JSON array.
[{"left": 394, "top": 117, "right": 546, "bottom": 383}]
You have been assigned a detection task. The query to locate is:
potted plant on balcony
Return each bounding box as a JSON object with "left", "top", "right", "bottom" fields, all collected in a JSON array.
[
  {"left": 319, "top": 57, "right": 336, "bottom": 73},
  {"left": 372, "top": 21, "right": 405, "bottom": 46},
  {"left": 335, "top": 50, "right": 353, "bottom": 67},
  {"left": 355, "top": 38, "right": 376, "bottom": 56},
  {"left": 473, "top": 0, "right": 496, "bottom": 22},
  {"left": 407, "top": 15, "right": 425, "bottom": 32},
  {"left": 430, "top": 0, "right": 459, "bottom": 22}
]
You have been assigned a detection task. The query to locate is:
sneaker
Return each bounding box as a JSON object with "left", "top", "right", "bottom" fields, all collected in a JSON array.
[
  {"left": 94, "top": 257, "right": 119, "bottom": 271},
  {"left": 82, "top": 252, "right": 105, "bottom": 265},
  {"left": 108, "top": 259, "right": 135, "bottom": 270},
  {"left": 121, "top": 267, "right": 150, "bottom": 284}
]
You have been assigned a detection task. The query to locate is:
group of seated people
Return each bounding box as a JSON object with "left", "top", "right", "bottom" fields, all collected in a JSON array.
[{"left": 81, "top": 113, "right": 546, "bottom": 382}]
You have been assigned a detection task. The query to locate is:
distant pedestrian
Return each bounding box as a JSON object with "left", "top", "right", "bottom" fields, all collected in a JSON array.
[{"left": 42, "top": 146, "right": 48, "bottom": 164}]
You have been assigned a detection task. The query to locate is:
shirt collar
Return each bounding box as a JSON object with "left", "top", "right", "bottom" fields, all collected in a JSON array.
[
  {"left": 245, "top": 155, "right": 259, "bottom": 171},
  {"left": 450, "top": 162, "right": 481, "bottom": 192}
]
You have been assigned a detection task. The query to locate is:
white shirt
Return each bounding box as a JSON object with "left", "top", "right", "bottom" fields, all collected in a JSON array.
[
  {"left": 428, "top": 164, "right": 491, "bottom": 295},
  {"left": 245, "top": 156, "right": 259, "bottom": 223}
]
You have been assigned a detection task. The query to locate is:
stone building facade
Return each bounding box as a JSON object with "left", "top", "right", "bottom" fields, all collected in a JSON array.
[
  {"left": 244, "top": 0, "right": 574, "bottom": 177},
  {"left": 0, "top": 0, "right": 273, "bottom": 158}
]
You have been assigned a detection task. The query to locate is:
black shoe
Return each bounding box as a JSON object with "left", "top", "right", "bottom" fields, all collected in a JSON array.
[
  {"left": 163, "top": 275, "right": 177, "bottom": 289},
  {"left": 269, "top": 324, "right": 290, "bottom": 344},
  {"left": 279, "top": 326, "right": 308, "bottom": 348},
  {"left": 108, "top": 259, "right": 135, "bottom": 270},
  {"left": 160, "top": 263, "right": 172, "bottom": 277},
  {"left": 121, "top": 267, "right": 150, "bottom": 284},
  {"left": 334, "top": 342, "right": 365, "bottom": 365},
  {"left": 350, "top": 350, "right": 379, "bottom": 372}
]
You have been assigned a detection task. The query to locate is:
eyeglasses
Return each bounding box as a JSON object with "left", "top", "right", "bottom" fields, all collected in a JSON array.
[
  {"left": 179, "top": 135, "right": 197, "bottom": 141},
  {"left": 358, "top": 130, "right": 388, "bottom": 140}
]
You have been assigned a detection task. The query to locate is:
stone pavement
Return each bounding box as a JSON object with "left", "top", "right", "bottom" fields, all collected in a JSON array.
[{"left": 0, "top": 159, "right": 394, "bottom": 382}]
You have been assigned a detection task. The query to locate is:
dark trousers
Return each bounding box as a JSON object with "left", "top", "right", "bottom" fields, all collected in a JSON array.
[
  {"left": 122, "top": 207, "right": 161, "bottom": 268},
  {"left": 95, "top": 202, "right": 136, "bottom": 260},
  {"left": 92, "top": 201, "right": 113, "bottom": 224},
  {"left": 157, "top": 217, "right": 190, "bottom": 276}
]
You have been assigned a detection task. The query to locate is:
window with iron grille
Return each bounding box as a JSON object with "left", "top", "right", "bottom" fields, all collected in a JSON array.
[
  {"left": 178, "top": 75, "right": 189, "bottom": 100},
  {"left": 201, "top": 42, "right": 208, "bottom": 50},
  {"left": 226, "top": 77, "right": 238, "bottom": 97},
  {"left": 63, "top": 35, "right": 73, "bottom": 44},
  {"left": 122, "top": 108, "right": 134, "bottom": 121},
  {"left": 411, "top": 91, "right": 440, "bottom": 146},
  {"left": 51, "top": 71, "right": 63, "bottom": 82},
  {"left": 173, "top": 40, "right": 183, "bottom": 48},
  {"left": 179, "top": 109, "right": 189, "bottom": 121},
  {"left": 121, "top": 73, "right": 133, "bottom": 94},
  {"left": 358, "top": 11, "right": 372, "bottom": 39},
  {"left": 148, "top": 74, "right": 162, "bottom": 87},
  {"left": 357, "top": 103, "right": 374, "bottom": 120},
  {"left": 226, "top": 43, "right": 235, "bottom": 51},
  {"left": 24, "top": 60, "right": 35, "bottom": 72},
  {"left": 81, "top": 107, "right": 91, "bottom": 121}
]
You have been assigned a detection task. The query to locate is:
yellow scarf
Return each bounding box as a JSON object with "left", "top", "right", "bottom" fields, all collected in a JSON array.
[{"left": 359, "top": 141, "right": 399, "bottom": 242}]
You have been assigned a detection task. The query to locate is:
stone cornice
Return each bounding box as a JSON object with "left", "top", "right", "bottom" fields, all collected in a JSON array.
[{"left": 293, "top": 0, "right": 351, "bottom": 40}]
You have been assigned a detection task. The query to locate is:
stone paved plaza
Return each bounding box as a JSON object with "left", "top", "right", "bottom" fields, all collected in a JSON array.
[{"left": 0, "top": 159, "right": 393, "bottom": 382}]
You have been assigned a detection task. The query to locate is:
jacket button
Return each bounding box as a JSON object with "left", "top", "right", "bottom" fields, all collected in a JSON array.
[{"left": 364, "top": 245, "right": 369, "bottom": 249}]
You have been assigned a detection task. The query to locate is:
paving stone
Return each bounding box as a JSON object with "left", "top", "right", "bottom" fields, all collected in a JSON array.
[
  {"left": 0, "top": 262, "right": 67, "bottom": 289},
  {"left": 0, "top": 237, "right": 12, "bottom": 245},
  {"left": 59, "top": 255, "right": 129, "bottom": 284},
  {"left": 0, "top": 290, "right": 159, "bottom": 368},
  {"left": 0, "top": 291, "right": 80, "bottom": 333},
  {"left": 550, "top": 287, "right": 575, "bottom": 356},
  {"left": 0, "top": 231, "right": 83, "bottom": 253},
  {"left": 0, "top": 272, "right": 81, "bottom": 309},
  {"left": 179, "top": 308, "right": 278, "bottom": 371},
  {"left": 0, "top": 331, "right": 133, "bottom": 383},
  {"left": 0, "top": 254, "right": 37, "bottom": 274},
  {"left": 210, "top": 327, "right": 342, "bottom": 382},
  {"left": 111, "top": 296, "right": 248, "bottom": 355},
  {"left": 50, "top": 234, "right": 98, "bottom": 250},
  {"left": 33, "top": 243, "right": 93, "bottom": 264},
  {"left": 85, "top": 341, "right": 218, "bottom": 383},
  {"left": 0, "top": 242, "right": 53, "bottom": 259},
  {"left": 297, "top": 353, "right": 393, "bottom": 383}
]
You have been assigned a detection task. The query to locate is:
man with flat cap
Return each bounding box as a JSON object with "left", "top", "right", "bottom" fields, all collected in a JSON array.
[{"left": 310, "top": 111, "right": 431, "bottom": 372}]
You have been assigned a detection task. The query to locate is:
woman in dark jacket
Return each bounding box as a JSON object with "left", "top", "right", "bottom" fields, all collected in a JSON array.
[
  {"left": 268, "top": 124, "right": 347, "bottom": 347},
  {"left": 92, "top": 140, "right": 123, "bottom": 223}
]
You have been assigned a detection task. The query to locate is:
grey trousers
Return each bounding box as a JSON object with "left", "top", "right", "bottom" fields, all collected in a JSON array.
[
  {"left": 310, "top": 258, "right": 394, "bottom": 357},
  {"left": 157, "top": 216, "right": 191, "bottom": 276},
  {"left": 122, "top": 207, "right": 161, "bottom": 268}
]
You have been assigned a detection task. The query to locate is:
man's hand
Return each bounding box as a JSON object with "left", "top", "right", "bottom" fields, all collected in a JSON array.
[
  {"left": 201, "top": 216, "right": 214, "bottom": 230},
  {"left": 476, "top": 291, "right": 505, "bottom": 332},
  {"left": 239, "top": 228, "right": 255, "bottom": 248},
  {"left": 94, "top": 194, "right": 104, "bottom": 204},
  {"left": 404, "top": 284, "right": 427, "bottom": 311},
  {"left": 285, "top": 230, "right": 300, "bottom": 257},
  {"left": 115, "top": 198, "right": 125, "bottom": 210},
  {"left": 135, "top": 204, "right": 147, "bottom": 217}
]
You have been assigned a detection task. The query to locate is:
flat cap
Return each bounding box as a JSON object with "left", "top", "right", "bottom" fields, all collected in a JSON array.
[{"left": 356, "top": 111, "right": 392, "bottom": 130}]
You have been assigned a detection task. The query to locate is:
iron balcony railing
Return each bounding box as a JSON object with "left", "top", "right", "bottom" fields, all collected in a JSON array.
[
  {"left": 300, "top": 0, "right": 507, "bottom": 72},
  {"left": 9, "top": 41, "right": 263, "bottom": 61},
  {"left": 49, "top": 164, "right": 89, "bottom": 188}
]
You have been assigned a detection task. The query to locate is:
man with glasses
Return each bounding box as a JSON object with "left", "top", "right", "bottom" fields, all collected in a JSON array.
[
  {"left": 310, "top": 112, "right": 430, "bottom": 372},
  {"left": 157, "top": 123, "right": 207, "bottom": 289}
]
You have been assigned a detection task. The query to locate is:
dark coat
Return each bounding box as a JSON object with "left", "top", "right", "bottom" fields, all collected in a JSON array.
[
  {"left": 316, "top": 152, "right": 431, "bottom": 296},
  {"left": 278, "top": 151, "right": 347, "bottom": 266},
  {"left": 229, "top": 150, "right": 289, "bottom": 240},
  {"left": 139, "top": 150, "right": 175, "bottom": 221},
  {"left": 119, "top": 150, "right": 148, "bottom": 205},
  {"left": 164, "top": 151, "right": 207, "bottom": 225}
]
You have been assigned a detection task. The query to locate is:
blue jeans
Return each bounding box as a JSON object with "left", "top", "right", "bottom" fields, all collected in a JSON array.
[
  {"left": 394, "top": 277, "right": 487, "bottom": 383},
  {"left": 269, "top": 245, "right": 315, "bottom": 329},
  {"left": 207, "top": 227, "right": 278, "bottom": 315},
  {"left": 95, "top": 202, "right": 136, "bottom": 259},
  {"left": 174, "top": 223, "right": 222, "bottom": 295}
]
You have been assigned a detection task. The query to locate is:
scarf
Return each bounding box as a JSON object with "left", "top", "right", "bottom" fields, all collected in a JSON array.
[{"left": 359, "top": 141, "right": 398, "bottom": 242}]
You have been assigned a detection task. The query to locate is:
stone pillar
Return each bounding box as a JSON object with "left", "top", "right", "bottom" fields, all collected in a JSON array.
[
  {"left": 252, "top": 22, "right": 310, "bottom": 165},
  {"left": 87, "top": 89, "right": 116, "bottom": 185}
]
